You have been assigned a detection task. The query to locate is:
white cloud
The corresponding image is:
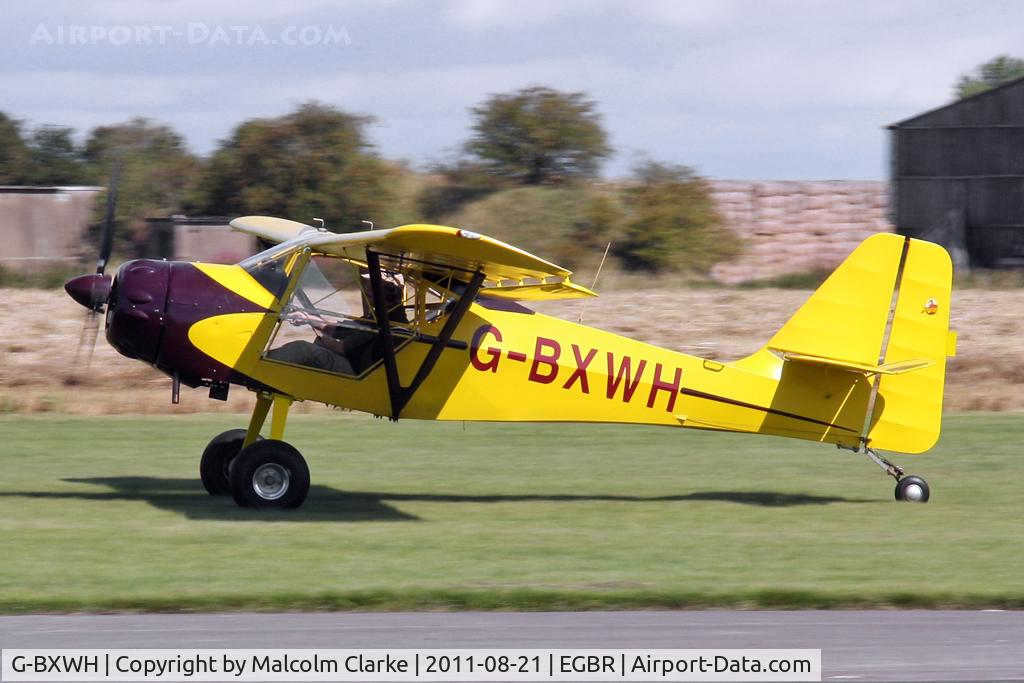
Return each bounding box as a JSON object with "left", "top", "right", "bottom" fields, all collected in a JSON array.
[
  {"left": 443, "top": 0, "right": 599, "bottom": 29},
  {"left": 0, "top": 70, "right": 222, "bottom": 112},
  {"left": 626, "top": 0, "right": 739, "bottom": 29}
]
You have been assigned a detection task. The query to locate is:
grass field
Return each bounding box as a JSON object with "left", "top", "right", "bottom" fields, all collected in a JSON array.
[{"left": 0, "top": 413, "right": 1022, "bottom": 613}]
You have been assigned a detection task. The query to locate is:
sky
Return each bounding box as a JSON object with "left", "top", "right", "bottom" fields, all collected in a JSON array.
[{"left": 2, "top": 0, "right": 1022, "bottom": 180}]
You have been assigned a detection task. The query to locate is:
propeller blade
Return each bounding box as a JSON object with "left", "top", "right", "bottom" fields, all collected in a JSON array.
[
  {"left": 65, "top": 163, "right": 120, "bottom": 383},
  {"left": 65, "top": 308, "right": 101, "bottom": 385},
  {"left": 96, "top": 164, "right": 120, "bottom": 275},
  {"left": 79, "top": 308, "right": 100, "bottom": 369}
]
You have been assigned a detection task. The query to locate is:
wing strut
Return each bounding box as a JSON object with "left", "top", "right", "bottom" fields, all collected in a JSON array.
[
  {"left": 365, "top": 250, "right": 484, "bottom": 420},
  {"left": 365, "top": 250, "right": 402, "bottom": 417}
]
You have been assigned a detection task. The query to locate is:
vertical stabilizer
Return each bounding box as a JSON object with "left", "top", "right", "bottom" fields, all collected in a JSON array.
[
  {"left": 766, "top": 233, "right": 906, "bottom": 364},
  {"left": 755, "top": 233, "right": 953, "bottom": 454}
]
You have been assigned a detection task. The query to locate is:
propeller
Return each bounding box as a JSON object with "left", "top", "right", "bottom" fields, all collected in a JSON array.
[
  {"left": 64, "top": 165, "right": 120, "bottom": 381},
  {"left": 95, "top": 164, "right": 119, "bottom": 277}
]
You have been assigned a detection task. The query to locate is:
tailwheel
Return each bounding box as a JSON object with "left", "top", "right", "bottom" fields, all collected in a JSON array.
[
  {"left": 200, "top": 429, "right": 261, "bottom": 495},
  {"left": 863, "top": 446, "right": 930, "bottom": 503},
  {"left": 895, "top": 475, "right": 930, "bottom": 503},
  {"left": 229, "top": 439, "right": 310, "bottom": 509}
]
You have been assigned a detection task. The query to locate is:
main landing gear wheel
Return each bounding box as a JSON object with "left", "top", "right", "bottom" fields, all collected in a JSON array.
[
  {"left": 229, "top": 439, "right": 310, "bottom": 509},
  {"left": 200, "top": 429, "right": 262, "bottom": 495},
  {"left": 895, "top": 475, "right": 930, "bottom": 503}
]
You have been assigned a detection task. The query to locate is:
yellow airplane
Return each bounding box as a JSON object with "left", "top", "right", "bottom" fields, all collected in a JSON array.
[{"left": 65, "top": 216, "right": 955, "bottom": 509}]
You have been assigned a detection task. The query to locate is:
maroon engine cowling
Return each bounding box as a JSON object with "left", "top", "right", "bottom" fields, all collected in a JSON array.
[
  {"left": 104, "top": 259, "right": 272, "bottom": 391},
  {"left": 105, "top": 260, "right": 170, "bottom": 364}
]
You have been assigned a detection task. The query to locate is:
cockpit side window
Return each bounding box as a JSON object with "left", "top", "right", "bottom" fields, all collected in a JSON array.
[
  {"left": 262, "top": 255, "right": 412, "bottom": 377},
  {"left": 260, "top": 254, "right": 464, "bottom": 378}
]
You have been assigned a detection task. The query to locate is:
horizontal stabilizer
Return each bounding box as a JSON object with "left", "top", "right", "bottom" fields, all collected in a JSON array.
[{"left": 772, "top": 349, "right": 934, "bottom": 375}]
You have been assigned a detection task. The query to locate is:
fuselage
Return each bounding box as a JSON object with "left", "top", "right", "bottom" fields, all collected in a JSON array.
[{"left": 94, "top": 258, "right": 870, "bottom": 449}]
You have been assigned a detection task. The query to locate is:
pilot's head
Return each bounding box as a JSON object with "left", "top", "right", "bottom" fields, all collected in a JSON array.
[{"left": 359, "top": 271, "right": 407, "bottom": 322}]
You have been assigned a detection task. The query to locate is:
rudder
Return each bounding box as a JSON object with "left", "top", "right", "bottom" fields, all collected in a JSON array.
[{"left": 867, "top": 238, "right": 954, "bottom": 453}]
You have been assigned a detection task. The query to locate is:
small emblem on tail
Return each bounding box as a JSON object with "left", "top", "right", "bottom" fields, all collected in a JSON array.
[{"left": 923, "top": 298, "right": 939, "bottom": 315}]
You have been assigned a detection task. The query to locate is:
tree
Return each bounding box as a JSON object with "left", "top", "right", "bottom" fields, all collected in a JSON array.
[
  {"left": 0, "top": 112, "right": 28, "bottom": 184},
  {"left": 568, "top": 194, "right": 621, "bottom": 252},
  {"left": 955, "top": 54, "right": 1024, "bottom": 99},
  {"left": 22, "top": 126, "right": 88, "bottom": 185},
  {"left": 615, "top": 161, "right": 738, "bottom": 273},
  {"left": 0, "top": 118, "right": 89, "bottom": 186},
  {"left": 466, "top": 86, "right": 611, "bottom": 185},
  {"left": 416, "top": 157, "right": 505, "bottom": 220},
  {"left": 82, "top": 118, "right": 201, "bottom": 247},
  {"left": 194, "top": 102, "right": 391, "bottom": 231}
]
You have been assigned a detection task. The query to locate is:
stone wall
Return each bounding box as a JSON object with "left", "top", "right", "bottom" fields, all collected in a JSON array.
[{"left": 708, "top": 180, "right": 893, "bottom": 283}]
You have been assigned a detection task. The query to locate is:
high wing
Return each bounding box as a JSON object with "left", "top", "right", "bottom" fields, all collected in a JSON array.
[
  {"left": 229, "top": 216, "right": 596, "bottom": 301},
  {"left": 230, "top": 215, "right": 318, "bottom": 244}
]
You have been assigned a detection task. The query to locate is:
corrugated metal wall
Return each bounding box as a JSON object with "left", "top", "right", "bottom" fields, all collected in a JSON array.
[{"left": 890, "top": 77, "right": 1024, "bottom": 267}]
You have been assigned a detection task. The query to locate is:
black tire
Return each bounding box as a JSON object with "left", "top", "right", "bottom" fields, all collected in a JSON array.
[
  {"left": 200, "top": 429, "right": 260, "bottom": 495},
  {"left": 895, "top": 475, "right": 930, "bottom": 502},
  {"left": 229, "top": 440, "right": 310, "bottom": 509}
]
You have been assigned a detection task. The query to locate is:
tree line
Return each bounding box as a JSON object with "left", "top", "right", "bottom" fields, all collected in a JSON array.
[{"left": 0, "top": 86, "right": 735, "bottom": 273}]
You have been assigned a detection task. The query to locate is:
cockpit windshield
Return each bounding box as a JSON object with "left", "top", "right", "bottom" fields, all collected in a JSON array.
[{"left": 239, "top": 243, "right": 297, "bottom": 300}]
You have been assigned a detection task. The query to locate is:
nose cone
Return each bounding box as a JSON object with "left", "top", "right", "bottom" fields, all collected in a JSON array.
[{"left": 65, "top": 273, "right": 112, "bottom": 310}]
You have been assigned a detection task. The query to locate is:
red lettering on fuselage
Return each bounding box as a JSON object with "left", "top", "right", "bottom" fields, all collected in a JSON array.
[
  {"left": 470, "top": 325, "right": 502, "bottom": 372},
  {"left": 606, "top": 353, "right": 647, "bottom": 402},
  {"left": 562, "top": 344, "right": 597, "bottom": 394},
  {"left": 469, "top": 326, "right": 683, "bottom": 412},
  {"left": 646, "top": 362, "right": 682, "bottom": 412},
  {"left": 529, "top": 337, "right": 561, "bottom": 384}
]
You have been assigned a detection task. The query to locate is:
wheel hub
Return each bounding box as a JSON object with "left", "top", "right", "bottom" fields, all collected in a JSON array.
[
  {"left": 902, "top": 483, "right": 925, "bottom": 502},
  {"left": 252, "top": 463, "right": 290, "bottom": 500}
]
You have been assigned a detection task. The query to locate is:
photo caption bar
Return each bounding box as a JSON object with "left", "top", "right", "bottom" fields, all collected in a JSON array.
[{"left": 1, "top": 648, "right": 820, "bottom": 682}]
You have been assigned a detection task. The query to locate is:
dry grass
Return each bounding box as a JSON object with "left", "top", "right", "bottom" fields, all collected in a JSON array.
[{"left": 1, "top": 287, "right": 1020, "bottom": 414}]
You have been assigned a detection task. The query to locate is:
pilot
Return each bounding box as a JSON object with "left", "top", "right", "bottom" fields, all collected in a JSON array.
[
  {"left": 357, "top": 271, "right": 408, "bottom": 323},
  {"left": 266, "top": 274, "right": 406, "bottom": 374}
]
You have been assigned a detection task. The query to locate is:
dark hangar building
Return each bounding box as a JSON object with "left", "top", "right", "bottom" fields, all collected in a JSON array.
[{"left": 889, "top": 74, "right": 1024, "bottom": 268}]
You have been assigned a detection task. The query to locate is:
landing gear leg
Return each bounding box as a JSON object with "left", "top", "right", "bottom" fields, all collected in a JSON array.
[
  {"left": 210, "top": 392, "right": 311, "bottom": 509},
  {"left": 863, "top": 447, "right": 930, "bottom": 503},
  {"left": 242, "top": 392, "right": 273, "bottom": 449}
]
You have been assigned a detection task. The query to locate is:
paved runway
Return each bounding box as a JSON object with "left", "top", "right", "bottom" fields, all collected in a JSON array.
[{"left": 1, "top": 611, "right": 1022, "bottom": 681}]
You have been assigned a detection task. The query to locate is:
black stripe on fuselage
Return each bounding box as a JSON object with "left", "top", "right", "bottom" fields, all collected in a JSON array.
[{"left": 679, "top": 387, "right": 859, "bottom": 433}]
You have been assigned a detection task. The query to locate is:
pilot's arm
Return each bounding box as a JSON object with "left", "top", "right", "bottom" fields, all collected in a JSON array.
[
  {"left": 315, "top": 325, "right": 350, "bottom": 354},
  {"left": 315, "top": 324, "right": 376, "bottom": 356}
]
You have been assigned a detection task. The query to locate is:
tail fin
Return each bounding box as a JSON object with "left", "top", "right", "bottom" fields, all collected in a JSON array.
[{"left": 765, "top": 233, "right": 954, "bottom": 453}]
